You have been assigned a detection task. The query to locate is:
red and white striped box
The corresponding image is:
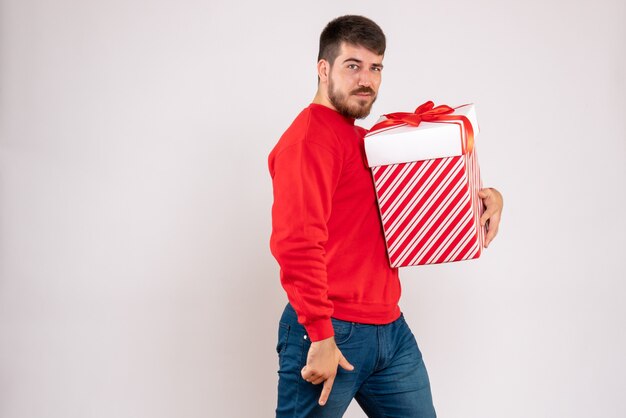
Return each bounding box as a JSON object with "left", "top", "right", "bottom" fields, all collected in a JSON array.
[{"left": 364, "top": 103, "right": 485, "bottom": 267}]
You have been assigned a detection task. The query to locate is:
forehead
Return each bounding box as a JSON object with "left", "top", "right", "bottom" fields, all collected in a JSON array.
[{"left": 336, "top": 42, "right": 384, "bottom": 64}]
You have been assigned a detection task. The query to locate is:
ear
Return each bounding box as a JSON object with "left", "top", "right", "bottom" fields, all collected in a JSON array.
[{"left": 317, "top": 59, "right": 330, "bottom": 83}]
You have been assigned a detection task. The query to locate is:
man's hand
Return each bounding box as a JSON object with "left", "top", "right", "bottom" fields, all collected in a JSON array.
[
  {"left": 301, "top": 336, "right": 354, "bottom": 406},
  {"left": 478, "top": 187, "right": 504, "bottom": 248}
]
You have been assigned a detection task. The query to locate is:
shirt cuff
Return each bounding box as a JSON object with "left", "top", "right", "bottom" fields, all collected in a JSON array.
[{"left": 304, "top": 317, "right": 335, "bottom": 342}]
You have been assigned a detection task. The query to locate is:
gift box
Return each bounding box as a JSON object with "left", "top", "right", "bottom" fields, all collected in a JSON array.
[{"left": 364, "top": 101, "right": 485, "bottom": 267}]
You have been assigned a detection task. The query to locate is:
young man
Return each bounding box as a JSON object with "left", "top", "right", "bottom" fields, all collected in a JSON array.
[{"left": 268, "top": 15, "right": 503, "bottom": 418}]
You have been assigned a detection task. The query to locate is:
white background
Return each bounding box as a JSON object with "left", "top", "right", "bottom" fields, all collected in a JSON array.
[{"left": 1, "top": 1, "right": 625, "bottom": 417}]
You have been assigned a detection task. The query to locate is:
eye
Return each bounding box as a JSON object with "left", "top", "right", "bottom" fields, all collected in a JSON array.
[
  {"left": 372, "top": 66, "right": 383, "bottom": 72},
  {"left": 347, "top": 64, "right": 359, "bottom": 70}
]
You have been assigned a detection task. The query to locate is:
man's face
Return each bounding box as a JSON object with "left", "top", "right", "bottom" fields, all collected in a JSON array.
[{"left": 326, "top": 43, "right": 383, "bottom": 119}]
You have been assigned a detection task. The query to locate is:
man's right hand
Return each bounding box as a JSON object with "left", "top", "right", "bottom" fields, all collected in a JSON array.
[{"left": 301, "top": 336, "right": 354, "bottom": 406}]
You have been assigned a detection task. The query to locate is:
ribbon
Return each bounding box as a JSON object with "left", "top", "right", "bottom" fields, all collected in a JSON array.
[{"left": 369, "top": 101, "right": 474, "bottom": 153}]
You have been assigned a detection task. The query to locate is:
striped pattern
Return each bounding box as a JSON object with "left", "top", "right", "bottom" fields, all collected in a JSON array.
[{"left": 371, "top": 149, "right": 485, "bottom": 267}]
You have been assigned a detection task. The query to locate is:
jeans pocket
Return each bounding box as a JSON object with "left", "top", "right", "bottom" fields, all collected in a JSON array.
[
  {"left": 276, "top": 322, "right": 290, "bottom": 354},
  {"left": 331, "top": 318, "right": 354, "bottom": 345}
]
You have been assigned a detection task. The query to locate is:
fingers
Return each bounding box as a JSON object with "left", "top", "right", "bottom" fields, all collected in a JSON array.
[
  {"left": 306, "top": 377, "right": 324, "bottom": 385},
  {"left": 301, "top": 366, "right": 326, "bottom": 385},
  {"left": 484, "top": 211, "right": 501, "bottom": 248},
  {"left": 480, "top": 207, "right": 494, "bottom": 226},
  {"left": 300, "top": 346, "right": 354, "bottom": 406},
  {"left": 318, "top": 375, "right": 335, "bottom": 406},
  {"left": 338, "top": 355, "right": 354, "bottom": 371},
  {"left": 479, "top": 188, "right": 492, "bottom": 225},
  {"left": 301, "top": 366, "right": 320, "bottom": 383},
  {"left": 301, "top": 366, "right": 313, "bottom": 381},
  {"left": 478, "top": 187, "right": 503, "bottom": 248},
  {"left": 302, "top": 365, "right": 335, "bottom": 405}
]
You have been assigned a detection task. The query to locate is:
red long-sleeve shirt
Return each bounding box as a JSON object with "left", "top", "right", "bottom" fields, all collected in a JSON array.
[{"left": 269, "top": 103, "right": 401, "bottom": 342}]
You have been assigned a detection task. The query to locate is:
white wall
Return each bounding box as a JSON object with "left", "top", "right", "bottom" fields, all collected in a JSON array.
[{"left": 1, "top": 1, "right": 624, "bottom": 417}]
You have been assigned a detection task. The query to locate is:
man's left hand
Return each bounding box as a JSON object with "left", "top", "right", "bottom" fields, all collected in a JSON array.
[{"left": 478, "top": 187, "right": 503, "bottom": 248}]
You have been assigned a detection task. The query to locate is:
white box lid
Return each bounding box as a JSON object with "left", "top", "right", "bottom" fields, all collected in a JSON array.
[{"left": 364, "top": 103, "right": 479, "bottom": 167}]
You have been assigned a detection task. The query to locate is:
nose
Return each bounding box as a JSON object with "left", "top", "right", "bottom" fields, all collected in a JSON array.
[{"left": 358, "top": 71, "right": 372, "bottom": 87}]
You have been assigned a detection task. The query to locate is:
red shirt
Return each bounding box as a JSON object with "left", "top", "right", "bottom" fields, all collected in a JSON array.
[{"left": 269, "top": 103, "right": 401, "bottom": 341}]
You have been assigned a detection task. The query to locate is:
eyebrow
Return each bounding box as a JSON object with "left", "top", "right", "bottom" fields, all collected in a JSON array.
[{"left": 342, "top": 57, "right": 384, "bottom": 68}]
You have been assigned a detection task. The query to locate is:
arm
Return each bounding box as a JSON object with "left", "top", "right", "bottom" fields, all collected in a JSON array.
[
  {"left": 269, "top": 139, "right": 340, "bottom": 341},
  {"left": 270, "top": 138, "right": 353, "bottom": 405}
]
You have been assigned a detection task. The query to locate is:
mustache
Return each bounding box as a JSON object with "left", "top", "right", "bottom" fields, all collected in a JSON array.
[{"left": 351, "top": 87, "right": 376, "bottom": 95}]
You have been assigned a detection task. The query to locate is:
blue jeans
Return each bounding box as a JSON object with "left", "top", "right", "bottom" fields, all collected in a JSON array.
[{"left": 276, "top": 304, "right": 437, "bottom": 418}]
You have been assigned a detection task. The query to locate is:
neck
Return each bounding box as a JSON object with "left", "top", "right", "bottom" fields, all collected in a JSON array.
[{"left": 312, "top": 85, "right": 337, "bottom": 112}]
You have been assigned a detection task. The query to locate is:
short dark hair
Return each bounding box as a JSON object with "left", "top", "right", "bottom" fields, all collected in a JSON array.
[{"left": 318, "top": 15, "right": 386, "bottom": 65}]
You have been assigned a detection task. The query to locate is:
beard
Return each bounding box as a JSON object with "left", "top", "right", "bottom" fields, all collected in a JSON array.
[{"left": 328, "top": 78, "right": 377, "bottom": 119}]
